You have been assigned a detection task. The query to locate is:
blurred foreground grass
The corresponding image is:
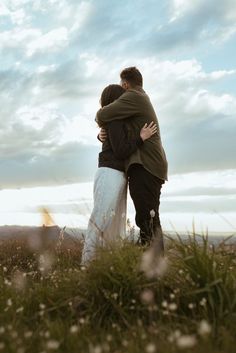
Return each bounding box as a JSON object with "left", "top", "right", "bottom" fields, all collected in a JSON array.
[{"left": 0, "top": 229, "right": 236, "bottom": 353}]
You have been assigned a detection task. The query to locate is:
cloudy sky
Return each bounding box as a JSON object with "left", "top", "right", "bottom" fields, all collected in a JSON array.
[{"left": 0, "top": 0, "right": 236, "bottom": 232}]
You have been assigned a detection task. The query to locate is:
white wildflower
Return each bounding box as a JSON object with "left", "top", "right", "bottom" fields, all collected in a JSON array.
[
  {"left": 4, "top": 279, "right": 11, "bottom": 286},
  {"left": 140, "top": 247, "right": 168, "bottom": 278},
  {"left": 111, "top": 293, "right": 118, "bottom": 300},
  {"left": 176, "top": 335, "right": 197, "bottom": 349},
  {"left": 38, "top": 252, "right": 54, "bottom": 273},
  {"left": 70, "top": 325, "right": 79, "bottom": 334},
  {"left": 200, "top": 297, "right": 207, "bottom": 306},
  {"left": 93, "top": 346, "right": 102, "bottom": 353},
  {"left": 24, "top": 331, "right": 33, "bottom": 338},
  {"left": 169, "top": 303, "right": 177, "bottom": 311},
  {"left": 16, "top": 307, "right": 24, "bottom": 313},
  {"left": 198, "top": 320, "right": 211, "bottom": 336},
  {"left": 122, "top": 340, "right": 128, "bottom": 347},
  {"left": 44, "top": 331, "right": 50, "bottom": 338},
  {"left": 7, "top": 299, "right": 12, "bottom": 307},
  {"left": 46, "top": 340, "right": 60, "bottom": 350},
  {"left": 140, "top": 289, "right": 154, "bottom": 304},
  {"left": 146, "top": 342, "right": 156, "bottom": 353},
  {"left": 150, "top": 210, "right": 155, "bottom": 218},
  {"left": 161, "top": 300, "right": 168, "bottom": 308},
  {"left": 12, "top": 271, "right": 27, "bottom": 291}
]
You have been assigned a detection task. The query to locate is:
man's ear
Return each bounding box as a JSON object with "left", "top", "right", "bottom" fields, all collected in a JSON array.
[{"left": 122, "top": 81, "right": 129, "bottom": 90}]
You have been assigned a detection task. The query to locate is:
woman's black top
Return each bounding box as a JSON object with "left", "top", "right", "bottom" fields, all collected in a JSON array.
[{"left": 98, "top": 119, "right": 143, "bottom": 172}]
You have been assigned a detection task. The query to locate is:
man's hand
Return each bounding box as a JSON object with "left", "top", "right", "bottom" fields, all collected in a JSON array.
[
  {"left": 140, "top": 122, "right": 157, "bottom": 141},
  {"left": 98, "top": 128, "right": 108, "bottom": 142}
]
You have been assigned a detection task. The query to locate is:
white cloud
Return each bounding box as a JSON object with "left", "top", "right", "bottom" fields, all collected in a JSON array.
[
  {"left": 61, "top": 115, "right": 99, "bottom": 145},
  {"left": 10, "top": 8, "right": 27, "bottom": 25},
  {"left": 211, "top": 24, "right": 236, "bottom": 43},
  {"left": 184, "top": 90, "right": 235, "bottom": 117},
  {"left": 169, "top": 0, "right": 236, "bottom": 43},
  {"left": 0, "top": 27, "right": 41, "bottom": 48},
  {"left": 3, "top": 0, "right": 32, "bottom": 8},
  {"left": 141, "top": 58, "right": 236, "bottom": 87},
  {"left": 0, "top": 1, "right": 30, "bottom": 25},
  {"left": 36, "top": 64, "right": 57, "bottom": 74},
  {"left": 26, "top": 27, "right": 69, "bottom": 56},
  {"left": 67, "top": 1, "right": 92, "bottom": 33},
  {"left": 170, "top": 0, "right": 198, "bottom": 22},
  {"left": 0, "top": 2, "right": 9, "bottom": 16},
  {"left": 16, "top": 105, "right": 65, "bottom": 132},
  {"left": 135, "top": 57, "right": 236, "bottom": 124}
]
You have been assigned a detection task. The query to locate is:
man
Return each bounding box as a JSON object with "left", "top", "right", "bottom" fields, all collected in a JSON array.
[{"left": 96, "top": 67, "right": 168, "bottom": 253}]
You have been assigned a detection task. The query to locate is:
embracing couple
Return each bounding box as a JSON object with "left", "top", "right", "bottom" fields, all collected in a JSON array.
[{"left": 81, "top": 67, "right": 168, "bottom": 265}]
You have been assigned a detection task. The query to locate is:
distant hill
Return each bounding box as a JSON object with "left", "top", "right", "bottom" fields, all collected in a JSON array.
[
  {"left": 0, "top": 225, "right": 235, "bottom": 248},
  {"left": 0, "top": 225, "right": 85, "bottom": 250},
  {"left": 0, "top": 225, "right": 84, "bottom": 238}
]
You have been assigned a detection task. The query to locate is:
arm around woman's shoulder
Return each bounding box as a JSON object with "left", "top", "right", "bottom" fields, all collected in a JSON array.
[{"left": 96, "top": 91, "right": 139, "bottom": 125}]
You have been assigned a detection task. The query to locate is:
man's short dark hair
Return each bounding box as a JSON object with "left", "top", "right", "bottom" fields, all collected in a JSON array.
[{"left": 120, "top": 66, "right": 143, "bottom": 87}]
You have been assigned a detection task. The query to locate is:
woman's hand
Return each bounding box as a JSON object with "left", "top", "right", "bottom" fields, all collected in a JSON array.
[
  {"left": 98, "top": 128, "right": 107, "bottom": 142},
  {"left": 140, "top": 122, "right": 157, "bottom": 141}
]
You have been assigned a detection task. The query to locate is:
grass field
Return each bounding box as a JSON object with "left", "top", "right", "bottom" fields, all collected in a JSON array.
[{"left": 0, "top": 229, "right": 236, "bottom": 353}]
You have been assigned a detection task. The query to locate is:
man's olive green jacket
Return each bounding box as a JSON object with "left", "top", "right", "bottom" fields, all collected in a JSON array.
[{"left": 96, "top": 88, "right": 168, "bottom": 181}]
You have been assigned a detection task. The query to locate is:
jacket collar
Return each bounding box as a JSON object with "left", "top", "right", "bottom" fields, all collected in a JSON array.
[{"left": 127, "top": 87, "right": 146, "bottom": 94}]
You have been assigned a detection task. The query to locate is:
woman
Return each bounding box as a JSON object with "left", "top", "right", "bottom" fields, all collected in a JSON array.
[{"left": 81, "top": 85, "right": 157, "bottom": 265}]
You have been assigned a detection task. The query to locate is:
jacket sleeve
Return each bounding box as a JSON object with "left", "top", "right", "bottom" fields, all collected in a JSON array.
[
  {"left": 107, "top": 120, "right": 143, "bottom": 160},
  {"left": 96, "top": 91, "right": 138, "bottom": 125}
]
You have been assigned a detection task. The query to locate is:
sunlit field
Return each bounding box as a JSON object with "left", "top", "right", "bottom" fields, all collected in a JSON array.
[{"left": 0, "top": 226, "right": 236, "bottom": 353}]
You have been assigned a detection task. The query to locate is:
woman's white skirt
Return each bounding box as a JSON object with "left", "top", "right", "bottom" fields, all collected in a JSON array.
[{"left": 81, "top": 167, "right": 127, "bottom": 265}]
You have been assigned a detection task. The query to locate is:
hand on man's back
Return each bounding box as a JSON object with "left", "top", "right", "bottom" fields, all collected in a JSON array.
[{"left": 98, "top": 128, "right": 107, "bottom": 142}]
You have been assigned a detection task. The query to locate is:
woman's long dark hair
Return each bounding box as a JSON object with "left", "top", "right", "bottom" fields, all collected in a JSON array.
[{"left": 100, "top": 84, "right": 125, "bottom": 107}]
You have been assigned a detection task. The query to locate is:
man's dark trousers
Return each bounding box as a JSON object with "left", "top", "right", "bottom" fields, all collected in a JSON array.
[{"left": 128, "top": 164, "right": 164, "bottom": 252}]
